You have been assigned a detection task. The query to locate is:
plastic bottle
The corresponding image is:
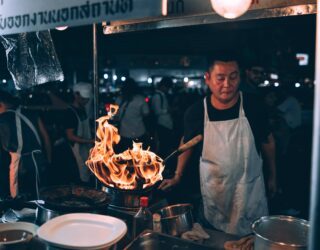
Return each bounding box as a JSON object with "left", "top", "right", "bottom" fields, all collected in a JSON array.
[
  {"left": 152, "top": 213, "right": 162, "bottom": 233},
  {"left": 133, "top": 197, "right": 153, "bottom": 238}
]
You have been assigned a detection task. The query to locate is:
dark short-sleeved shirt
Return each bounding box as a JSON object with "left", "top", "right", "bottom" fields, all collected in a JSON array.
[
  {"left": 183, "top": 92, "right": 271, "bottom": 154},
  {"left": 0, "top": 108, "right": 42, "bottom": 153},
  {"left": 64, "top": 106, "right": 87, "bottom": 131}
]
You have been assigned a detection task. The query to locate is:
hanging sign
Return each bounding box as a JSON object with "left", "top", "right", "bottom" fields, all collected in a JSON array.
[{"left": 0, "top": 0, "right": 164, "bottom": 35}]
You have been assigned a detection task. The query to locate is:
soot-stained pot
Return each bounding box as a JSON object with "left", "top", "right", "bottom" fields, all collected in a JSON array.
[
  {"left": 102, "top": 182, "right": 159, "bottom": 208},
  {"left": 36, "top": 185, "right": 111, "bottom": 224}
]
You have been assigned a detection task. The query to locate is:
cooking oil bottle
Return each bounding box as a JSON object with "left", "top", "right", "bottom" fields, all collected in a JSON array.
[{"left": 133, "top": 197, "right": 153, "bottom": 238}]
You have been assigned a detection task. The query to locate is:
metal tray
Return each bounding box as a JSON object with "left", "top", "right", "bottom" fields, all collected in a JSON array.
[{"left": 124, "top": 230, "right": 216, "bottom": 250}]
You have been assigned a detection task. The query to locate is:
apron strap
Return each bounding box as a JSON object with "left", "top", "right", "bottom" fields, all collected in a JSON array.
[
  {"left": 203, "top": 97, "right": 209, "bottom": 124},
  {"left": 69, "top": 106, "right": 83, "bottom": 136},
  {"left": 15, "top": 109, "right": 23, "bottom": 154},
  {"left": 204, "top": 92, "right": 246, "bottom": 121},
  {"left": 7, "top": 107, "right": 42, "bottom": 147},
  {"left": 239, "top": 91, "right": 246, "bottom": 117}
]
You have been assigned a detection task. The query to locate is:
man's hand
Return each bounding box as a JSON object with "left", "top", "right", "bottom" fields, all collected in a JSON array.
[{"left": 158, "top": 175, "right": 181, "bottom": 191}]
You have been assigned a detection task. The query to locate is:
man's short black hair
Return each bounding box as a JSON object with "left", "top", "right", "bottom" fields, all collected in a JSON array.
[{"left": 207, "top": 50, "right": 241, "bottom": 72}]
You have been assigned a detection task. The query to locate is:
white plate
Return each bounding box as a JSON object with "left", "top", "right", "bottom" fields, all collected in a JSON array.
[{"left": 37, "top": 213, "right": 127, "bottom": 249}]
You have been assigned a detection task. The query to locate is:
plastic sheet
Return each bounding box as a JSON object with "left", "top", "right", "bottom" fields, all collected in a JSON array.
[{"left": 0, "top": 31, "right": 64, "bottom": 90}]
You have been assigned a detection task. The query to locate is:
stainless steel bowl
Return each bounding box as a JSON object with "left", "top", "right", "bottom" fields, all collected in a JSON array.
[
  {"left": 157, "top": 203, "right": 193, "bottom": 236},
  {"left": 252, "top": 215, "right": 309, "bottom": 250},
  {"left": 0, "top": 222, "right": 37, "bottom": 250}
]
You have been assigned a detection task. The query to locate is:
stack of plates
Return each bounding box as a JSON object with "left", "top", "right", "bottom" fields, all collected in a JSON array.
[{"left": 37, "top": 213, "right": 127, "bottom": 249}]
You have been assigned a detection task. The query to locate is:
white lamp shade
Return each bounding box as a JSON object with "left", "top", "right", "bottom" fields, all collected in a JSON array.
[
  {"left": 210, "top": 0, "right": 252, "bottom": 19},
  {"left": 55, "top": 26, "right": 68, "bottom": 31}
]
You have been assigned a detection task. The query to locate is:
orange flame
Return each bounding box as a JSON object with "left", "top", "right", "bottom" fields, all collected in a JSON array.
[{"left": 86, "top": 104, "right": 164, "bottom": 190}]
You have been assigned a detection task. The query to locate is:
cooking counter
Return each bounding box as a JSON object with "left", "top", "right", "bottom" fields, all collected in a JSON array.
[
  {"left": 1, "top": 199, "right": 239, "bottom": 249},
  {"left": 16, "top": 227, "right": 239, "bottom": 250},
  {"left": 202, "top": 229, "right": 240, "bottom": 249},
  {"left": 123, "top": 228, "right": 240, "bottom": 250}
]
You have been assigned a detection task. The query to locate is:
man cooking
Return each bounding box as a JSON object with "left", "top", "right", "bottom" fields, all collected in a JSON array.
[
  {"left": 159, "top": 51, "right": 277, "bottom": 236},
  {"left": 65, "top": 83, "right": 94, "bottom": 185}
]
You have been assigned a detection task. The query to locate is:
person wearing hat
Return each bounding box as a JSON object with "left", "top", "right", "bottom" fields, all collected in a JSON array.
[{"left": 64, "top": 83, "right": 94, "bottom": 184}]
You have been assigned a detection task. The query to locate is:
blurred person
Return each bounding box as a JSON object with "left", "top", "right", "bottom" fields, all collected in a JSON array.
[
  {"left": 159, "top": 51, "right": 277, "bottom": 236},
  {"left": 114, "top": 77, "right": 150, "bottom": 152},
  {"left": 64, "top": 83, "right": 94, "bottom": 184},
  {"left": 276, "top": 87, "right": 304, "bottom": 216},
  {"left": 0, "top": 90, "right": 51, "bottom": 200},
  {"left": 277, "top": 87, "right": 302, "bottom": 131},
  {"left": 240, "top": 63, "right": 265, "bottom": 94},
  {"left": 151, "top": 77, "right": 175, "bottom": 158},
  {"left": 0, "top": 147, "right": 11, "bottom": 198}
]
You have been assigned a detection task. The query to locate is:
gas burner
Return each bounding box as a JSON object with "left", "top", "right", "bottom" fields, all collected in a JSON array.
[{"left": 106, "top": 198, "right": 168, "bottom": 240}]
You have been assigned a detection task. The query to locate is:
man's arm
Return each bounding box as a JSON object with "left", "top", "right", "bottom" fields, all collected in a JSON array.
[
  {"left": 261, "top": 133, "right": 277, "bottom": 197},
  {"left": 65, "top": 128, "right": 94, "bottom": 144},
  {"left": 158, "top": 137, "right": 193, "bottom": 191}
]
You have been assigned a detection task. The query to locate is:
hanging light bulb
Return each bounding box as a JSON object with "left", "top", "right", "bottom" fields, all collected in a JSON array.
[
  {"left": 55, "top": 26, "right": 68, "bottom": 31},
  {"left": 210, "top": 0, "right": 251, "bottom": 19}
]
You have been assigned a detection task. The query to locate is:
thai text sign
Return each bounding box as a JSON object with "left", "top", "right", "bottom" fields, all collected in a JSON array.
[{"left": 0, "top": 0, "right": 163, "bottom": 35}]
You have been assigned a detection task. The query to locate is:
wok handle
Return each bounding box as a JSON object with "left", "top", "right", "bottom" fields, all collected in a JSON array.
[
  {"left": 177, "top": 134, "right": 203, "bottom": 153},
  {"left": 163, "top": 135, "right": 203, "bottom": 164}
]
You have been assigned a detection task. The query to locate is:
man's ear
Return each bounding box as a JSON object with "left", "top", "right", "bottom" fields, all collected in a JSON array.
[{"left": 204, "top": 72, "right": 210, "bottom": 85}]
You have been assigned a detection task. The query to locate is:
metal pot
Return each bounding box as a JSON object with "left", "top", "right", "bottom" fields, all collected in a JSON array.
[
  {"left": 252, "top": 215, "right": 309, "bottom": 250},
  {"left": 102, "top": 183, "right": 157, "bottom": 208},
  {"left": 157, "top": 203, "right": 193, "bottom": 236},
  {"left": 35, "top": 204, "right": 61, "bottom": 225}
]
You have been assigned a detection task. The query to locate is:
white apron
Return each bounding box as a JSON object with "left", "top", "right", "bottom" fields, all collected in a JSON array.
[
  {"left": 7, "top": 107, "right": 42, "bottom": 199},
  {"left": 70, "top": 107, "right": 91, "bottom": 183},
  {"left": 200, "top": 93, "right": 268, "bottom": 236}
]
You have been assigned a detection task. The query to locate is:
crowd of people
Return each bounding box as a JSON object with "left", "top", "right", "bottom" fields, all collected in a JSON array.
[{"left": 0, "top": 50, "right": 312, "bottom": 235}]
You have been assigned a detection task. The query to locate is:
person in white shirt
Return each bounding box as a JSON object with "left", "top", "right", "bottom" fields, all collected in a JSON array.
[
  {"left": 151, "top": 77, "right": 175, "bottom": 158},
  {"left": 115, "top": 78, "right": 150, "bottom": 152},
  {"left": 277, "top": 94, "right": 301, "bottom": 130}
]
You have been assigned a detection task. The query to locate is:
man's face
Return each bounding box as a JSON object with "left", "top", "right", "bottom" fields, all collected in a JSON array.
[
  {"left": 205, "top": 60, "right": 240, "bottom": 106},
  {"left": 246, "top": 66, "right": 265, "bottom": 85}
]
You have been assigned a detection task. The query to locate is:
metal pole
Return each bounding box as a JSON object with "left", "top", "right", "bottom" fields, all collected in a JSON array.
[
  {"left": 93, "top": 23, "right": 99, "bottom": 189},
  {"left": 309, "top": 1, "right": 320, "bottom": 249}
]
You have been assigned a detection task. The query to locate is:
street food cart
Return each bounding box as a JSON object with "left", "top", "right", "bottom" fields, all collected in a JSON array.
[{"left": 0, "top": 0, "right": 319, "bottom": 249}]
